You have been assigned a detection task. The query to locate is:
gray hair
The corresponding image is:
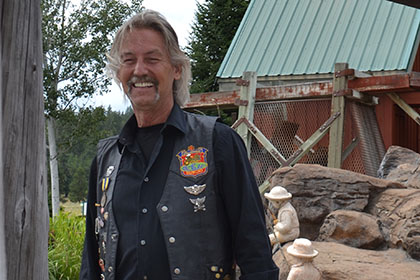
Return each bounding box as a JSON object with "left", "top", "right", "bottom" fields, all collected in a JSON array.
[{"left": 106, "top": 10, "right": 191, "bottom": 106}]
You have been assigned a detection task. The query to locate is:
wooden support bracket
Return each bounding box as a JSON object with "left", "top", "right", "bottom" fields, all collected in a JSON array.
[
  {"left": 285, "top": 111, "right": 341, "bottom": 166},
  {"left": 387, "top": 92, "right": 420, "bottom": 126},
  {"left": 231, "top": 117, "right": 287, "bottom": 166},
  {"left": 335, "top": 68, "right": 355, "bottom": 78}
]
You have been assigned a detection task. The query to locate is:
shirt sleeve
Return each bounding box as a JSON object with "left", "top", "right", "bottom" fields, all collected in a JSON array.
[
  {"left": 80, "top": 157, "right": 101, "bottom": 280},
  {"left": 213, "top": 121, "right": 279, "bottom": 280}
]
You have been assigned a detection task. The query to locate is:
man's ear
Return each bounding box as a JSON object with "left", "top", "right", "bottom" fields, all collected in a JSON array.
[{"left": 174, "top": 65, "right": 182, "bottom": 80}]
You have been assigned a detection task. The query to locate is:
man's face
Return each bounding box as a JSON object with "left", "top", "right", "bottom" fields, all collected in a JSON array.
[{"left": 117, "top": 28, "right": 181, "bottom": 112}]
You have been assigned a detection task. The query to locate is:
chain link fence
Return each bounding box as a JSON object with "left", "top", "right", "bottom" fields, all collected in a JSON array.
[{"left": 249, "top": 98, "right": 372, "bottom": 186}]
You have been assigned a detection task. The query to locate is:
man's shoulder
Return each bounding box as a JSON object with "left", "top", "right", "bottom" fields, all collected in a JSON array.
[
  {"left": 98, "top": 135, "right": 119, "bottom": 145},
  {"left": 97, "top": 135, "right": 119, "bottom": 154}
]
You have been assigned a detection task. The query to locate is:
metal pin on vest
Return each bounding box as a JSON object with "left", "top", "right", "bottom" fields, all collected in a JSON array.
[
  {"left": 189, "top": 196, "right": 206, "bottom": 212},
  {"left": 184, "top": 183, "right": 206, "bottom": 195}
]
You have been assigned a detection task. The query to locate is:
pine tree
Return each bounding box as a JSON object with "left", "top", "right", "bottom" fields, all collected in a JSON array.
[{"left": 187, "top": 0, "right": 250, "bottom": 93}]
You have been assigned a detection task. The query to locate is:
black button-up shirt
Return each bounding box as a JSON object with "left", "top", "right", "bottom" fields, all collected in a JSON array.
[{"left": 81, "top": 104, "right": 279, "bottom": 280}]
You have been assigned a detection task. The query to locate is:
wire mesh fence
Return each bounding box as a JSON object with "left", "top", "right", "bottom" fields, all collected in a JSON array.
[{"left": 249, "top": 98, "right": 371, "bottom": 186}]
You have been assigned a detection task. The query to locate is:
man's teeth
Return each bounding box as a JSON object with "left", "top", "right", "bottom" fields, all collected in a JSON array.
[{"left": 133, "top": 82, "right": 153, "bottom": 88}]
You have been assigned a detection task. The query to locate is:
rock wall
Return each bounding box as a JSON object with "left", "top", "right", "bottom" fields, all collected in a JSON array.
[
  {"left": 269, "top": 146, "right": 420, "bottom": 279},
  {"left": 270, "top": 164, "right": 404, "bottom": 240}
]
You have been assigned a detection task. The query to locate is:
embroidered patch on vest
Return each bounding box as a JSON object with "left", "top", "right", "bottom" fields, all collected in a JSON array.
[{"left": 176, "top": 145, "right": 208, "bottom": 177}]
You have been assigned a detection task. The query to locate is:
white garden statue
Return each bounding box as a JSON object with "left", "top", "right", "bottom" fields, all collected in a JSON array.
[
  {"left": 264, "top": 186, "right": 300, "bottom": 245},
  {"left": 286, "top": 238, "right": 322, "bottom": 280}
]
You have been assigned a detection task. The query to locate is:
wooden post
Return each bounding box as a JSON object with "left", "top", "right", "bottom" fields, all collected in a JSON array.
[
  {"left": 328, "top": 63, "right": 348, "bottom": 168},
  {"left": 1, "top": 0, "right": 49, "bottom": 279},
  {"left": 236, "top": 72, "right": 257, "bottom": 156},
  {"left": 0, "top": 11, "right": 7, "bottom": 279}
]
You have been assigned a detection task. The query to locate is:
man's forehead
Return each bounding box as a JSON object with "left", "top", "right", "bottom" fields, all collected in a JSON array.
[
  {"left": 120, "top": 48, "right": 163, "bottom": 57},
  {"left": 119, "top": 28, "right": 167, "bottom": 57}
]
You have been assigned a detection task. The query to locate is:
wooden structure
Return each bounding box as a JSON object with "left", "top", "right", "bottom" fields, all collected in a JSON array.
[
  {"left": 1, "top": 0, "right": 49, "bottom": 279},
  {"left": 185, "top": 67, "right": 420, "bottom": 190},
  {"left": 185, "top": 70, "right": 420, "bottom": 152}
]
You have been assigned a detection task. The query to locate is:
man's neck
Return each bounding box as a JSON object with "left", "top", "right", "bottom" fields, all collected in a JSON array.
[{"left": 133, "top": 104, "right": 173, "bottom": 127}]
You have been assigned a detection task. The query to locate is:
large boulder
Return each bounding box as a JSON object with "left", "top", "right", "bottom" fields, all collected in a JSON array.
[
  {"left": 378, "top": 146, "right": 420, "bottom": 189},
  {"left": 317, "top": 210, "right": 385, "bottom": 249},
  {"left": 270, "top": 164, "right": 404, "bottom": 239},
  {"left": 367, "top": 188, "right": 420, "bottom": 260},
  {"left": 274, "top": 241, "right": 420, "bottom": 280}
]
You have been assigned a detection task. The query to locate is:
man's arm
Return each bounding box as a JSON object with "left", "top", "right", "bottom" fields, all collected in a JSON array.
[
  {"left": 80, "top": 157, "right": 101, "bottom": 280},
  {"left": 213, "top": 122, "right": 279, "bottom": 280}
]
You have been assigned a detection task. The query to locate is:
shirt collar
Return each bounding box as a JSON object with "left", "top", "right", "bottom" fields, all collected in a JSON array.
[{"left": 118, "top": 103, "right": 187, "bottom": 147}]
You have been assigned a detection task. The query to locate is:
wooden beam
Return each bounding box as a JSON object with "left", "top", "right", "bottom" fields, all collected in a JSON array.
[
  {"left": 328, "top": 63, "right": 348, "bottom": 168},
  {"left": 231, "top": 117, "right": 287, "bottom": 166},
  {"left": 286, "top": 112, "right": 341, "bottom": 166},
  {"left": 410, "top": 72, "right": 420, "bottom": 88},
  {"left": 185, "top": 73, "right": 418, "bottom": 110},
  {"left": 348, "top": 74, "right": 411, "bottom": 93},
  {"left": 184, "top": 81, "right": 333, "bottom": 109},
  {"left": 236, "top": 72, "right": 257, "bottom": 154},
  {"left": 185, "top": 90, "right": 240, "bottom": 109}
]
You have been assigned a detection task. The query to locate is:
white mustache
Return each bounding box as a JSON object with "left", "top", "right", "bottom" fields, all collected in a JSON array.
[{"left": 126, "top": 76, "right": 158, "bottom": 89}]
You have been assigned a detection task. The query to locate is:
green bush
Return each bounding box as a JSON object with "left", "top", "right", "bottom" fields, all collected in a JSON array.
[{"left": 48, "top": 213, "right": 85, "bottom": 280}]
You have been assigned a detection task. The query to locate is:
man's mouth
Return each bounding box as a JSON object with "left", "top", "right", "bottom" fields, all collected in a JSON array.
[
  {"left": 133, "top": 82, "right": 154, "bottom": 88},
  {"left": 127, "top": 76, "right": 157, "bottom": 91}
]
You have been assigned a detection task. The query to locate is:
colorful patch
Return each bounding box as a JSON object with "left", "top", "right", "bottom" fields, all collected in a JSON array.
[{"left": 177, "top": 145, "right": 208, "bottom": 177}]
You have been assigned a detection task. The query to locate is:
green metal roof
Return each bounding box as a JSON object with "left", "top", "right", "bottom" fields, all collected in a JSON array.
[{"left": 217, "top": 0, "right": 420, "bottom": 79}]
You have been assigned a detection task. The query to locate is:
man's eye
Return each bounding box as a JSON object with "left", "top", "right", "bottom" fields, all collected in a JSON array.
[
  {"left": 122, "top": 58, "right": 134, "bottom": 64},
  {"left": 147, "top": 58, "right": 160, "bottom": 63}
]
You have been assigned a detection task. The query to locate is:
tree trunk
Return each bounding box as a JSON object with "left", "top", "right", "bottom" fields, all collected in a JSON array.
[
  {"left": 48, "top": 117, "right": 60, "bottom": 217},
  {"left": 1, "top": 0, "right": 49, "bottom": 279}
]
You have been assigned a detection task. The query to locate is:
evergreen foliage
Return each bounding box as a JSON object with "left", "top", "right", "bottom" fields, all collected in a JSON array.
[
  {"left": 187, "top": 0, "right": 250, "bottom": 93},
  {"left": 56, "top": 107, "right": 132, "bottom": 202}
]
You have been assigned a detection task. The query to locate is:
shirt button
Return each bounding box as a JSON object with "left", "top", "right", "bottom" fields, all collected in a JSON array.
[
  {"left": 142, "top": 208, "right": 148, "bottom": 214},
  {"left": 174, "top": 268, "right": 181, "bottom": 275},
  {"left": 144, "top": 177, "right": 149, "bottom": 182},
  {"left": 169, "top": 237, "right": 176, "bottom": 243},
  {"left": 143, "top": 276, "right": 148, "bottom": 280},
  {"left": 161, "top": 205, "right": 168, "bottom": 212},
  {"left": 140, "top": 240, "right": 146, "bottom": 246}
]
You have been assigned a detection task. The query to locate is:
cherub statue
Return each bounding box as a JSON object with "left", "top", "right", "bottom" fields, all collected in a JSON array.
[
  {"left": 264, "top": 186, "right": 299, "bottom": 245},
  {"left": 286, "top": 238, "right": 321, "bottom": 280}
]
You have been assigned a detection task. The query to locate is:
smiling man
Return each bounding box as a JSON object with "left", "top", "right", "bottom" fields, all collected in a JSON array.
[{"left": 80, "top": 10, "right": 279, "bottom": 280}]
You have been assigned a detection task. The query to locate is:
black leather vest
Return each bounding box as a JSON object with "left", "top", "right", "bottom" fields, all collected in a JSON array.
[{"left": 95, "top": 112, "right": 234, "bottom": 280}]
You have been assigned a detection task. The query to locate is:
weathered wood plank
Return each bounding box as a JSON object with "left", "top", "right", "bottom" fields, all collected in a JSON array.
[
  {"left": 328, "top": 63, "right": 348, "bottom": 168},
  {"left": 1, "top": 0, "right": 48, "bottom": 279},
  {"left": 348, "top": 74, "right": 411, "bottom": 93},
  {"left": 0, "top": 1, "right": 7, "bottom": 276},
  {"left": 184, "top": 81, "right": 334, "bottom": 109}
]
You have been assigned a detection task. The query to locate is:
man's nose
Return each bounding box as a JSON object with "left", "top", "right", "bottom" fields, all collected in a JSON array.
[{"left": 133, "top": 60, "right": 148, "bottom": 76}]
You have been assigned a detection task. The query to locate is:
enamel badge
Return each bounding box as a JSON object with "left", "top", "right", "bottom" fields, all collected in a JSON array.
[{"left": 177, "top": 145, "right": 209, "bottom": 177}]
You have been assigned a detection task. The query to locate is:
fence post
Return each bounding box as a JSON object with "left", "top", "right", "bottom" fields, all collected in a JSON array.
[
  {"left": 328, "top": 63, "right": 348, "bottom": 168},
  {"left": 237, "top": 71, "right": 257, "bottom": 156}
]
